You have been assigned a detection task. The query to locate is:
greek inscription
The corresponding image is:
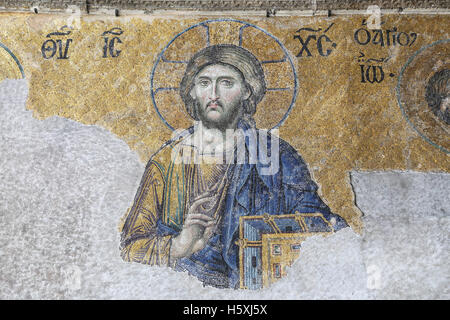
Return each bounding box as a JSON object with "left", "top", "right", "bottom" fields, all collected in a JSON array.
[
  {"left": 101, "top": 27, "right": 124, "bottom": 58},
  {"left": 357, "top": 51, "right": 394, "bottom": 84},
  {"left": 41, "top": 25, "right": 73, "bottom": 60},
  {"left": 294, "top": 23, "right": 337, "bottom": 57},
  {"left": 360, "top": 65, "right": 384, "bottom": 83},
  {"left": 354, "top": 20, "right": 418, "bottom": 47}
]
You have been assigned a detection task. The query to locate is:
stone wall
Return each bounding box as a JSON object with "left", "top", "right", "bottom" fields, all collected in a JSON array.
[{"left": 0, "top": 0, "right": 449, "bottom": 12}]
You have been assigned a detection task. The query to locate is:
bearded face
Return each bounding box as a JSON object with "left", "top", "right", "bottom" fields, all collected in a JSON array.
[
  {"left": 179, "top": 44, "right": 266, "bottom": 126},
  {"left": 190, "top": 63, "right": 250, "bottom": 131}
]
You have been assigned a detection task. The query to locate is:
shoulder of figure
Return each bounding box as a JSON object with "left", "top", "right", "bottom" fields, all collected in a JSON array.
[
  {"left": 264, "top": 131, "right": 316, "bottom": 188},
  {"left": 263, "top": 131, "right": 308, "bottom": 168},
  {"left": 145, "top": 127, "right": 194, "bottom": 175}
]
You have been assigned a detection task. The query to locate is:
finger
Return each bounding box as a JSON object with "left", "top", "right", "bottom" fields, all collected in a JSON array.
[
  {"left": 191, "top": 196, "right": 216, "bottom": 209},
  {"left": 186, "top": 213, "right": 214, "bottom": 221},
  {"left": 190, "top": 198, "right": 218, "bottom": 213},
  {"left": 185, "top": 219, "right": 215, "bottom": 227},
  {"left": 198, "top": 201, "right": 216, "bottom": 212}
]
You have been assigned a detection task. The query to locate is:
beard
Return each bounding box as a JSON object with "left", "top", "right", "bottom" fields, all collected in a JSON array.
[{"left": 195, "top": 100, "right": 242, "bottom": 131}]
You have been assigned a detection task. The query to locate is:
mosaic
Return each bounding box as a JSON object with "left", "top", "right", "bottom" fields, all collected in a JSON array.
[{"left": 0, "top": 12, "right": 448, "bottom": 289}]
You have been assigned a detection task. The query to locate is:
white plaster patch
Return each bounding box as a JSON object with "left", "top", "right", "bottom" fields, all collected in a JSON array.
[{"left": 352, "top": 171, "right": 450, "bottom": 300}]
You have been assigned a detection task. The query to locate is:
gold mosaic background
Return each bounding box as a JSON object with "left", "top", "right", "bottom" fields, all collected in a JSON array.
[{"left": 0, "top": 13, "right": 449, "bottom": 233}]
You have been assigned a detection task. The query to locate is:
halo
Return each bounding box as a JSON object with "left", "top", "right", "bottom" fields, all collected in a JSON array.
[
  {"left": 0, "top": 42, "right": 25, "bottom": 80},
  {"left": 150, "top": 19, "right": 298, "bottom": 131},
  {"left": 396, "top": 39, "right": 449, "bottom": 154}
]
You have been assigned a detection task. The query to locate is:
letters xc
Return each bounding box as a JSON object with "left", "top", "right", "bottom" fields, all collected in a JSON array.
[{"left": 294, "top": 23, "right": 337, "bottom": 57}]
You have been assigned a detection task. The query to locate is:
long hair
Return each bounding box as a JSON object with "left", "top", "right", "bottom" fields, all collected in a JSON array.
[{"left": 179, "top": 44, "right": 266, "bottom": 125}]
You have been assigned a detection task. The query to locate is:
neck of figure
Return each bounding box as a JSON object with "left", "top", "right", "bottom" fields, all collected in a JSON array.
[{"left": 191, "top": 121, "right": 241, "bottom": 156}]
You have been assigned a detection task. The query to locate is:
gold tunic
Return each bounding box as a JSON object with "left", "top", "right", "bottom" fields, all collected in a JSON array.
[{"left": 119, "top": 136, "right": 230, "bottom": 266}]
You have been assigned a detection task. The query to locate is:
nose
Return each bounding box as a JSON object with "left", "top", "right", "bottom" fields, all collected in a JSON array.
[{"left": 209, "top": 81, "right": 219, "bottom": 101}]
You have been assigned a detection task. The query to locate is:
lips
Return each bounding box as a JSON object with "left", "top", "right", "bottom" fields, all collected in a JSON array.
[{"left": 207, "top": 101, "right": 222, "bottom": 111}]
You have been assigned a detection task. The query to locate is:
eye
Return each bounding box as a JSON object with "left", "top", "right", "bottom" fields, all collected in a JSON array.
[
  {"left": 198, "top": 79, "right": 210, "bottom": 87},
  {"left": 220, "top": 79, "right": 233, "bottom": 87}
]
